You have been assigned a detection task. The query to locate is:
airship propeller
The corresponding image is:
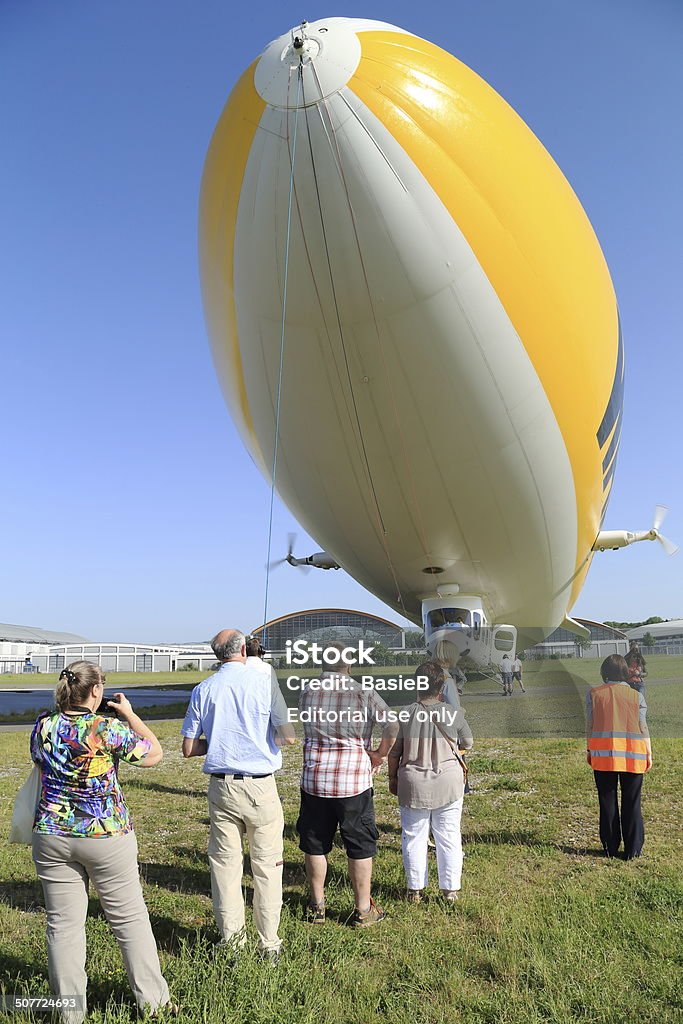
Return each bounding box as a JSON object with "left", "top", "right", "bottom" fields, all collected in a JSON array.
[
  {"left": 267, "top": 533, "right": 312, "bottom": 573},
  {"left": 267, "top": 532, "right": 341, "bottom": 571},
  {"left": 651, "top": 505, "right": 679, "bottom": 556},
  {"left": 593, "top": 505, "right": 679, "bottom": 555}
]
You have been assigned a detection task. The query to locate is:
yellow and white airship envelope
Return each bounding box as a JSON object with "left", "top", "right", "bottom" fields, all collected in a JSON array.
[{"left": 199, "top": 17, "right": 622, "bottom": 656}]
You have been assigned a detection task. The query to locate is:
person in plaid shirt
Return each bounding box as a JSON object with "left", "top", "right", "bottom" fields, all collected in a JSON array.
[{"left": 296, "top": 643, "right": 398, "bottom": 927}]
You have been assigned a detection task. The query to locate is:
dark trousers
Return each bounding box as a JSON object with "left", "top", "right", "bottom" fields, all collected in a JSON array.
[{"left": 593, "top": 770, "right": 644, "bottom": 858}]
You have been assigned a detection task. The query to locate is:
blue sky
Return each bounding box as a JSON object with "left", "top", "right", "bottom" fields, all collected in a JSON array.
[{"left": 2, "top": 0, "right": 682, "bottom": 642}]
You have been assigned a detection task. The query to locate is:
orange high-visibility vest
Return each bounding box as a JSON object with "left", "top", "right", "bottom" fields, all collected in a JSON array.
[{"left": 588, "top": 683, "right": 649, "bottom": 773}]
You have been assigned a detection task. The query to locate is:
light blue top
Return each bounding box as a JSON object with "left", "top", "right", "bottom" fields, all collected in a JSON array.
[
  {"left": 181, "top": 662, "right": 290, "bottom": 775},
  {"left": 441, "top": 674, "right": 461, "bottom": 710}
]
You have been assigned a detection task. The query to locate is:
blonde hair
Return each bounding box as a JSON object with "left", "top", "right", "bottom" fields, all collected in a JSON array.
[
  {"left": 55, "top": 660, "right": 105, "bottom": 713},
  {"left": 433, "top": 639, "right": 460, "bottom": 669}
]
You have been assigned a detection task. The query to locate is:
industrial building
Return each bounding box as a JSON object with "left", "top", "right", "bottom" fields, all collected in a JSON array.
[
  {"left": 0, "top": 610, "right": 409, "bottom": 674},
  {"left": 0, "top": 624, "right": 215, "bottom": 675},
  {"left": 524, "top": 618, "right": 628, "bottom": 659},
  {"left": 626, "top": 619, "right": 683, "bottom": 655},
  {"left": 251, "top": 608, "right": 406, "bottom": 654},
  {"left": 0, "top": 611, "right": 651, "bottom": 674}
]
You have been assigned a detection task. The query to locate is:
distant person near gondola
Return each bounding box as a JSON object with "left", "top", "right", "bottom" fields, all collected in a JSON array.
[
  {"left": 510, "top": 655, "right": 525, "bottom": 693},
  {"left": 433, "top": 639, "right": 462, "bottom": 707},
  {"left": 500, "top": 654, "right": 513, "bottom": 696},
  {"left": 453, "top": 664, "right": 467, "bottom": 696}
]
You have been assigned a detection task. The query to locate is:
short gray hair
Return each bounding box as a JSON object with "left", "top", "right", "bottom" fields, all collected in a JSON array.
[
  {"left": 211, "top": 630, "right": 245, "bottom": 661},
  {"left": 324, "top": 641, "right": 356, "bottom": 669}
]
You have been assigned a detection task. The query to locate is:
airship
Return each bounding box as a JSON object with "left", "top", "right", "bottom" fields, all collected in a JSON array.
[{"left": 199, "top": 17, "right": 674, "bottom": 668}]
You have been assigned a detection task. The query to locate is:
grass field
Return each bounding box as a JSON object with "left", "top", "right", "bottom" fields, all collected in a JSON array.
[{"left": 1, "top": 707, "right": 682, "bottom": 1022}]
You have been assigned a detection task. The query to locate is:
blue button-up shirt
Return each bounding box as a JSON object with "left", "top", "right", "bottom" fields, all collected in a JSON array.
[{"left": 181, "top": 661, "right": 289, "bottom": 775}]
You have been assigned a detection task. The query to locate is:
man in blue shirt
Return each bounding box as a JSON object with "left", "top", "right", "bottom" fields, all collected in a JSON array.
[{"left": 181, "top": 629, "right": 295, "bottom": 959}]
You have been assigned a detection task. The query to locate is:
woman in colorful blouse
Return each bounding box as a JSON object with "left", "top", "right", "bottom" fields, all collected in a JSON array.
[{"left": 31, "top": 661, "right": 172, "bottom": 1022}]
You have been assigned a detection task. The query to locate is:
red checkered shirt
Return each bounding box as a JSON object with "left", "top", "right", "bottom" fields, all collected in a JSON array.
[{"left": 299, "top": 673, "right": 390, "bottom": 798}]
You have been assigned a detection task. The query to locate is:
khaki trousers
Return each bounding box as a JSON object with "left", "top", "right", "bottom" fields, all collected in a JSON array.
[
  {"left": 207, "top": 774, "right": 284, "bottom": 951},
  {"left": 32, "top": 830, "right": 169, "bottom": 1023}
]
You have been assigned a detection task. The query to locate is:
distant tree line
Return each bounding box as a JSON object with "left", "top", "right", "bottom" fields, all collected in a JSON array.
[{"left": 604, "top": 616, "right": 668, "bottom": 632}]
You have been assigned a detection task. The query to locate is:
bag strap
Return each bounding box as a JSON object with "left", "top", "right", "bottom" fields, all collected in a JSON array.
[{"left": 432, "top": 715, "right": 469, "bottom": 779}]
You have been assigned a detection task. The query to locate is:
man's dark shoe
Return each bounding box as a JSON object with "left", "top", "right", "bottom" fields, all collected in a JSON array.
[
  {"left": 259, "top": 948, "right": 281, "bottom": 965},
  {"left": 305, "top": 901, "right": 326, "bottom": 924},
  {"left": 351, "top": 898, "right": 386, "bottom": 928}
]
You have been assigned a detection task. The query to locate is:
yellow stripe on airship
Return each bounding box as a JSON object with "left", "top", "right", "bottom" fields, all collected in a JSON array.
[
  {"left": 349, "top": 30, "right": 620, "bottom": 606},
  {"left": 199, "top": 59, "right": 266, "bottom": 469}
]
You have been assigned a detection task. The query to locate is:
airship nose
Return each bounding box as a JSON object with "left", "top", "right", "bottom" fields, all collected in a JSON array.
[{"left": 254, "top": 19, "right": 362, "bottom": 108}]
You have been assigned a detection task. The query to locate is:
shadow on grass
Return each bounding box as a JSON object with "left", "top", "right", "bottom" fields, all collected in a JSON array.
[
  {"left": 141, "top": 854, "right": 309, "bottom": 898},
  {"left": 464, "top": 829, "right": 607, "bottom": 859},
  {"left": 140, "top": 860, "right": 211, "bottom": 895},
  {"left": 463, "top": 829, "right": 548, "bottom": 847},
  {"left": 0, "top": 949, "right": 48, "bottom": 990},
  {"left": 556, "top": 844, "right": 608, "bottom": 858},
  {"left": 284, "top": 822, "right": 299, "bottom": 844},
  {"left": 124, "top": 779, "right": 206, "bottom": 798},
  {"left": 147, "top": 913, "right": 218, "bottom": 954},
  {"left": 375, "top": 821, "right": 402, "bottom": 836},
  {"left": 0, "top": 880, "right": 43, "bottom": 913}
]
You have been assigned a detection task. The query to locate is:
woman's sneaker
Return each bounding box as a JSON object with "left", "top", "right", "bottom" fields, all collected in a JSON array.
[
  {"left": 305, "top": 901, "right": 326, "bottom": 924},
  {"left": 441, "top": 890, "right": 459, "bottom": 901},
  {"left": 351, "top": 898, "right": 386, "bottom": 928},
  {"left": 406, "top": 889, "right": 424, "bottom": 904}
]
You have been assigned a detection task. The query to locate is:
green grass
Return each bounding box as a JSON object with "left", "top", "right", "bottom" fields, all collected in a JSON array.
[{"left": 1, "top": 722, "right": 682, "bottom": 1023}]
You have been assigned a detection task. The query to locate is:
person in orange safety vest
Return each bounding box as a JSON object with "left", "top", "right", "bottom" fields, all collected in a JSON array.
[{"left": 585, "top": 654, "right": 652, "bottom": 859}]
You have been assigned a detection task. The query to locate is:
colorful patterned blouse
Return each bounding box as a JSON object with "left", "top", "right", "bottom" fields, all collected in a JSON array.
[{"left": 30, "top": 712, "right": 152, "bottom": 838}]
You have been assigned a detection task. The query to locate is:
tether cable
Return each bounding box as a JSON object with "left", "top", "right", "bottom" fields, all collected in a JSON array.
[
  {"left": 262, "top": 61, "right": 303, "bottom": 635},
  {"left": 300, "top": 72, "right": 406, "bottom": 610}
]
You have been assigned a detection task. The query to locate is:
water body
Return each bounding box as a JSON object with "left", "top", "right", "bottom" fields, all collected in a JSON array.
[{"left": 0, "top": 689, "right": 193, "bottom": 715}]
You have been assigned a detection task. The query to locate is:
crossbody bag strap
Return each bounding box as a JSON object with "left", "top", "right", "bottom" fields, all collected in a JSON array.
[{"left": 432, "top": 715, "right": 469, "bottom": 780}]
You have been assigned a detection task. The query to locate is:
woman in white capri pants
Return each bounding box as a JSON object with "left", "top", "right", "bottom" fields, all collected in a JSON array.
[
  {"left": 388, "top": 661, "right": 473, "bottom": 902},
  {"left": 30, "top": 661, "right": 173, "bottom": 1022}
]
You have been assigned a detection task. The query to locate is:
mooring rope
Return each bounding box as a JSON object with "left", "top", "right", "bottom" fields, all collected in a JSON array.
[
  {"left": 262, "top": 60, "right": 303, "bottom": 638},
  {"left": 299, "top": 69, "right": 407, "bottom": 614}
]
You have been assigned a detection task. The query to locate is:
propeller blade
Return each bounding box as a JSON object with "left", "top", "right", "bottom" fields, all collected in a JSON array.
[
  {"left": 286, "top": 532, "right": 298, "bottom": 558},
  {"left": 653, "top": 504, "right": 669, "bottom": 533},
  {"left": 266, "top": 557, "right": 287, "bottom": 571},
  {"left": 294, "top": 562, "right": 312, "bottom": 575},
  {"left": 657, "top": 533, "right": 679, "bottom": 557}
]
